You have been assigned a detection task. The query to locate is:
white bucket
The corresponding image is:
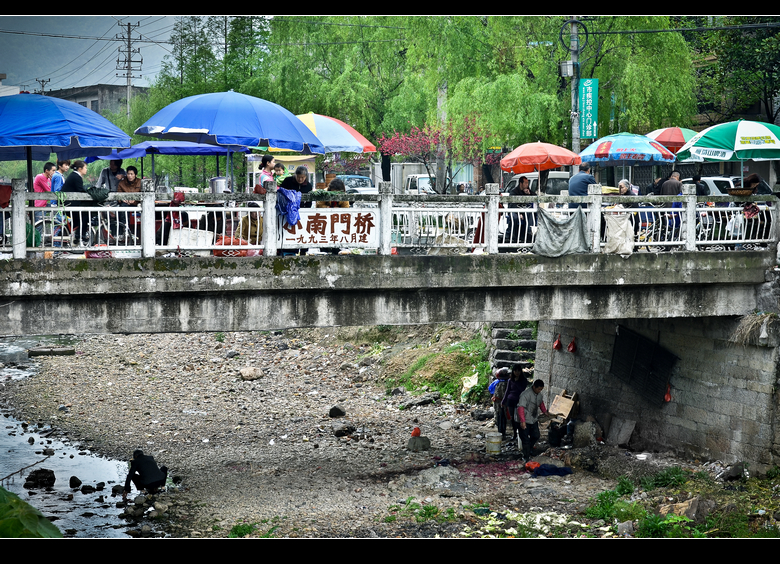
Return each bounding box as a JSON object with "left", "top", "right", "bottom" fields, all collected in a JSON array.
[{"left": 486, "top": 432, "right": 502, "bottom": 455}]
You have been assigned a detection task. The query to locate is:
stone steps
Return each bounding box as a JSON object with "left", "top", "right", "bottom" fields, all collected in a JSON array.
[{"left": 489, "top": 323, "right": 537, "bottom": 378}]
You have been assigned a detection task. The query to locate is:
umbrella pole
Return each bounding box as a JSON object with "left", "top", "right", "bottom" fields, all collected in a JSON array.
[{"left": 26, "top": 147, "right": 33, "bottom": 192}]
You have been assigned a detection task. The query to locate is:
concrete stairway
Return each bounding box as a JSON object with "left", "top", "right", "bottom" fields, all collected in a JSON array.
[{"left": 490, "top": 322, "right": 536, "bottom": 378}]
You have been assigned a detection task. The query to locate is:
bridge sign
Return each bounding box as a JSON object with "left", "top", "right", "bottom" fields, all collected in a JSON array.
[{"left": 279, "top": 209, "right": 379, "bottom": 249}]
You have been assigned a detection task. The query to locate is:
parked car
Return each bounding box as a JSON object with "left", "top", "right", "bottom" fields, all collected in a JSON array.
[
  {"left": 681, "top": 176, "right": 734, "bottom": 196},
  {"left": 336, "top": 174, "right": 375, "bottom": 193},
  {"left": 504, "top": 171, "right": 571, "bottom": 195}
]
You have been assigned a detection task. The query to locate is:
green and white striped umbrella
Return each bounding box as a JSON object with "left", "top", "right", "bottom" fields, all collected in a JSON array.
[{"left": 677, "top": 119, "right": 780, "bottom": 162}]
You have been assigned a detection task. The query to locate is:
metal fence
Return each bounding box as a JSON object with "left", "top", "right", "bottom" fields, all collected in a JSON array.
[{"left": 3, "top": 179, "right": 776, "bottom": 258}]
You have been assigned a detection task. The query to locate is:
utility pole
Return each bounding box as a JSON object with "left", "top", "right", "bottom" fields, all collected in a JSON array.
[
  {"left": 116, "top": 21, "right": 143, "bottom": 119},
  {"left": 569, "top": 18, "right": 581, "bottom": 155},
  {"left": 34, "top": 78, "right": 50, "bottom": 95}
]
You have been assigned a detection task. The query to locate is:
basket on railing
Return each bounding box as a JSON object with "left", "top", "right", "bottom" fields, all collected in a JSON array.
[{"left": 727, "top": 188, "right": 754, "bottom": 197}]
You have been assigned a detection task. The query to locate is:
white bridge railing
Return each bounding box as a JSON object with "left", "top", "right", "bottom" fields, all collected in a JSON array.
[{"left": 3, "top": 179, "right": 776, "bottom": 258}]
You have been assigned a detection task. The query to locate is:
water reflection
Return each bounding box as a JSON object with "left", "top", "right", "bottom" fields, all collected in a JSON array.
[{"left": 0, "top": 336, "right": 149, "bottom": 538}]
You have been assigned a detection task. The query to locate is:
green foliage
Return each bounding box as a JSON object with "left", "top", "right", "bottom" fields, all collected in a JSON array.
[
  {"left": 386, "top": 497, "right": 457, "bottom": 524},
  {"left": 616, "top": 475, "right": 635, "bottom": 496},
  {"left": 227, "top": 519, "right": 279, "bottom": 538},
  {"left": 584, "top": 489, "right": 621, "bottom": 520},
  {"left": 215, "top": 332, "right": 225, "bottom": 343},
  {"left": 385, "top": 334, "right": 491, "bottom": 401},
  {"left": 636, "top": 514, "right": 702, "bottom": 538},
  {"left": 0, "top": 486, "right": 63, "bottom": 538}
]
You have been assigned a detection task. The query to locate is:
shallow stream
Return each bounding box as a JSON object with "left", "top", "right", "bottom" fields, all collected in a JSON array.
[{"left": 0, "top": 336, "right": 148, "bottom": 538}]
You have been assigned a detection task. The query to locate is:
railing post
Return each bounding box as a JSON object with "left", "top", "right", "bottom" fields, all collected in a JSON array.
[
  {"left": 485, "top": 183, "right": 499, "bottom": 254},
  {"left": 378, "top": 181, "right": 393, "bottom": 255},
  {"left": 11, "top": 178, "right": 26, "bottom": 259},
  {"left": 262, "top": 181, "right": 277, "bottom": 256},
  {"left": 682, "top": 183, "right": 697, "bottom": 252},
  {"left": 588, "top": 183, "right": 603, "bottom": 253},
  {"left": 141, "top": 178, "right": 156, "bottom": 258}
]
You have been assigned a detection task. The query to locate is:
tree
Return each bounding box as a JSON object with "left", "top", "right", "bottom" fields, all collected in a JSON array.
[
  {"left": 707, "top": 16, "right": 780, "bottom": 125},
  {"left": 378, "top": 115, "right": 486, "bottom": 193}
]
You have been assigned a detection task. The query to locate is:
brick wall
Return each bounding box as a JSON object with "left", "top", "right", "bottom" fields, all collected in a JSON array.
[{"left": 535, "top": 317, "right": 780, "bottom": 471}]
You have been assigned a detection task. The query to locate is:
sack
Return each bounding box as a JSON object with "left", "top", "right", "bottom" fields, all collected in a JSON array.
[
  {"left": 213, "top": 236, "right": 249, "bottom": 257},
  {"left": 86, "top": 186, "right": 109, "bottom": 203}
]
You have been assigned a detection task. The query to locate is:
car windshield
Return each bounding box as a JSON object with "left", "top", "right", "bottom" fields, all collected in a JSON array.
[
  {"left": 418, "top": 177, "right": 433, "bottom": 191},
  {"left": 343, "top": 177, "right": 371, "bottom": 189}
]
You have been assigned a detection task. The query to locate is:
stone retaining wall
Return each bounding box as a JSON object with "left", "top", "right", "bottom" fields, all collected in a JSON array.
[{"left": 535, "top": 317, "right": 780, "bottom": 472}]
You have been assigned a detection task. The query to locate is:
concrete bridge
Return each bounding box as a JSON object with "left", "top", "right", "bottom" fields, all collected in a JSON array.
[
  {"left": 2, "top": 179, "right": 778, "bottom": 335},
  {"left": 0, "top": 249, "right": 775, "bottom": 336}
]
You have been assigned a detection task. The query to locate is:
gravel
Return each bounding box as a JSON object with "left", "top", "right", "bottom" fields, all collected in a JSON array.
[{"left": 1, "top": 327, "right": 684, "bottom": 538}]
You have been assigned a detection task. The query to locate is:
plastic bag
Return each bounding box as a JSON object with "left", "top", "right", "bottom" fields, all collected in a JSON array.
[{"left": 460, "top": 373, "right": 479, "bottom": 402}]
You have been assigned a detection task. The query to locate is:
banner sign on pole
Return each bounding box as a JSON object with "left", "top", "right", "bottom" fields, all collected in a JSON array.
[{"left": 579, "top": 78, "right": 599, "bottom": 140}]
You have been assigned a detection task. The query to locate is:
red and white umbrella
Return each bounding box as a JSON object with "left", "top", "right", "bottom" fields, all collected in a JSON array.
[{"left": 646, "top": 126, "right": 697, "bottom": 153}]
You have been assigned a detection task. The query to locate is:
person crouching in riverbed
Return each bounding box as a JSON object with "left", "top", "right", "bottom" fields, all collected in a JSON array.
[{"left": 123, "top": 449, "right": 168, "bottom": 501}]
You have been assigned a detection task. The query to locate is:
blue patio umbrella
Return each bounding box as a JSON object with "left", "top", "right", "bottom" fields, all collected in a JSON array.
[
  {"left": 0, "top": 93, "right": 131, "bottom": 187},
  {"left": 85, "top": 140, "right": 251, "bottom": 190},
  {"left": 135, "top": 90, "right": 325, "bottom": 155}
]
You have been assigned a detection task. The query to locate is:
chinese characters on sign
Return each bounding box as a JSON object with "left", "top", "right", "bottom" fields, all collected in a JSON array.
[
  {"left": 579, "top": 78, "right": 599, "bottom": 140},
  {"left": 280, "top": 210, "right": 379, "bottom": 248}
]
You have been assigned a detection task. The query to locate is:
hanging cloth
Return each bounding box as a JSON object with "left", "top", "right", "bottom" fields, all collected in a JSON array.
[
  {"left": 276, "top": 187, "right": 302, "bottom": 227},
  {"left": 532, "top": 207, "right": 591, "bottom": 257}
]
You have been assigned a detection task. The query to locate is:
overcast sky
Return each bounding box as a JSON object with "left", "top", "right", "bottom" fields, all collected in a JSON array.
[{"left": 0, "top": 16, "right": 177, "bottom": 92}]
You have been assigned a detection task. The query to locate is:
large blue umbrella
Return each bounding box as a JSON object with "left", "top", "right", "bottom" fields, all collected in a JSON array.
[
  {"left": 135, "top": 90, "right": 325, "bottom": 155},
  {"left": 0, "top": 93, "right": 131, "bottom": 187},
  {"left": 86, "top": 140, "right": 249, "bottom": 161},
  {"left": 85, "top": 140, "right": 251, "bottom": 190},
  {"left": 580, "top": 132, "right": 677, "bottom": 166}
]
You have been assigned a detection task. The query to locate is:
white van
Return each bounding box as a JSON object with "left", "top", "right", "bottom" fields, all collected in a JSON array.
[{"left": 504, "top": 171, "right": 571, "bottom": 195}]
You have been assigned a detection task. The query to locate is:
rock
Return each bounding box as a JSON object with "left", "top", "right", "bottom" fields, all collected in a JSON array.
[
  {"left": 24, "top": 468, "right": 56, "bottom": 489},
  {"left": 398, "top": 392, "right": 440, "bottom": 409},
  {"left": 112, "top": 485, "right": 124, "bottom": 495},
  {"left": 407, "top": 436, "right": 431, "bottom": 452},
  {"left": 572, "top": 421, "right": 600, "bottom": 448},
  {"left": 390, "top": 387, "right": 407, "bottom": 396},
  {"left": 329, "top": 405, "right": 346, "bottom": 418},
  {"left": 239, "top": 367, "right": 264, "bottom": 381},
  {"left": 414, "top": 465, "right": 459, "bottom": 485},
  {"left": 659, "top": 497, "right": 700, "bottom": 521},
  {"left": 470, "top": 409, "right": 492, "bottom": 421},
  {"left": 69, "top": 476, "right": 82, "bottom": 488},
  {"left": 332, "top": 422, "right": 355, "bottom": 437},
  {"left": 81, "top": 485, "right": 97, "bottom": 494},
  {"left": 617, "top": 520, "right": 635, "bottom": 536}
]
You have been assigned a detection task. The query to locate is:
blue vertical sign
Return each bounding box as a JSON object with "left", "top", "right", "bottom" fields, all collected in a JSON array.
[{"left": 579, "top": 78, "right": 599, "bottom": 139}]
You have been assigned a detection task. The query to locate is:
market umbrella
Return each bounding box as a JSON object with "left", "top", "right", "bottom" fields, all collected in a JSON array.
[
  {"left": 580, "top": 132, "right": 677, "bottom": 166},
  {"left": 135, "top": 90, "right": 325, "bottom": 155},
  {"left": 500, "top": 141, "right": 581, "bottom": 174},
  {"left": 646, "top": 126, "right": 697, "bottom": 153},
  {"left": 0, "top": 93, "right": 131, "bottom": 187},
  {"left": 85, "top": 141, "right": 251, "bottom": 189},
  {"left": 676, "top": 119, "right": 780, "bottom": 163},
  {"left": 292, "top": 112, "right": 376, "bottom": 153}
]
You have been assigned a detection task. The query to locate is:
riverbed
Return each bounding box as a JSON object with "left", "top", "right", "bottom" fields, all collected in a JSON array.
[{"left": 0, "top": 336, "right": 149, "bottom": 538}]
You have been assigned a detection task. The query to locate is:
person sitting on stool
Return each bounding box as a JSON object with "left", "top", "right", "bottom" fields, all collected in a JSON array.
[{"left": 123, "top": 449, "right": 168, "bottom": 500}]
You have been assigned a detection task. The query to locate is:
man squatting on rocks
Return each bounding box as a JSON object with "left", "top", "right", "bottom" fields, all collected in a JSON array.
[
  {"left": 123, "top": 449, "right": 168, "bottom": 501},
  {"left": 516, "top": 379, "right": 549, "bottom": 461}
]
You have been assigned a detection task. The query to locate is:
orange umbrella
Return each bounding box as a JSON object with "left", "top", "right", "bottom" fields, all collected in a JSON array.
[{"left": 500, "top": 141, "right": 581, "bottom": 174}]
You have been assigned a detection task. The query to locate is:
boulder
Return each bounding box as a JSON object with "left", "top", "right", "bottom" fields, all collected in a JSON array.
[
  {"left": 407, "top": 436, "right": 431, "bottom": 452},
  {"left": 239, "top": 367, "right": 264, "bottom": 381},
  {"left": 24, "top": 468, "right": 56, "bottom": 489}
]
